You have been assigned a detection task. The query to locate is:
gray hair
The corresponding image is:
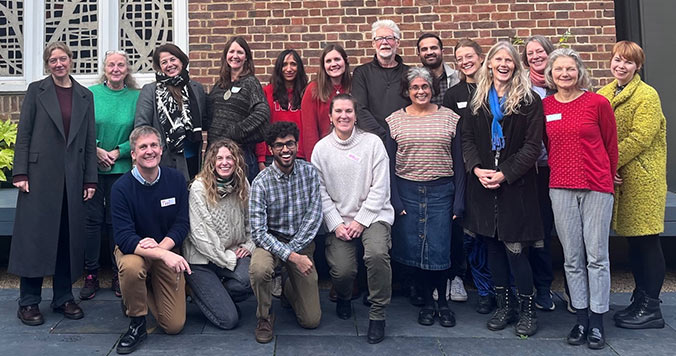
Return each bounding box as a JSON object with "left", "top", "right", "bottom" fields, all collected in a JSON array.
[
  {"left": 130, "top": 126, "right": 161, "bottom": 151},
  {"left": 371, "top": 19, "right": 401, "bottom": 40},
  {"left": 403, "top": 67, "right": 435, "bottom": 97},
  {"left": 99, "top": 50, "right": 138, "bottom": 89},
  {"left": 544, "top": 48, "right": 591, "bottom": 90},
  {"left": 521, "top": 35, "right": 555, "bottom": 67}
]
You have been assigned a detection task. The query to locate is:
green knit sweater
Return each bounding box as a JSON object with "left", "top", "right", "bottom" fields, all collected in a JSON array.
[{"left": 89, "top": 83, "right": 139, "bottom": 174}]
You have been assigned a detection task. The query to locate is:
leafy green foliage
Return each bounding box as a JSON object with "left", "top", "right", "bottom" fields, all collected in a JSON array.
[{"left": 0, "top": 119, "right": 18, "bottom": 182}]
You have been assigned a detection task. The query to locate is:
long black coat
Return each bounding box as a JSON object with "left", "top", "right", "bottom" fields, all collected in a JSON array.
[
  {"left": 9, "top": 76, "right": 97, "bottom": 282},
  {"left": 461, "top": 92, "right": 544, "bottom": 243}
]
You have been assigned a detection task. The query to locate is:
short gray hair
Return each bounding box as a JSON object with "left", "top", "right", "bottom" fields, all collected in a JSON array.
[
  {"left": 544, "top": 48, "right": 591, "bottom": 90},
  {"left": 371, "top": 19, "right": 401, "bottom": 40},
  {"left": 403, "top": 67, "right": 435, "bottom": 97},
  {"left": 130, "top": 126, "right": 161, "bottom": 151}
]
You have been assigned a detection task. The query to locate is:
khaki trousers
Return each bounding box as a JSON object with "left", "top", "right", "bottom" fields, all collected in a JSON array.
[
  {"left": 326, "top": 221, "right": 392, "bottom": 320},
  {"left": 249, "top": 241, "right": 321, "bottom": 329},
  {"left": 115, "top": 246, "right": 186, "bottom": 334}
]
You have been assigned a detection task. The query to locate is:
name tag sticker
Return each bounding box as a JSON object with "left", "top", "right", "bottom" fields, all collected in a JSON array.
[
  {"left": 457, "top": 101, "right": 468, "bottom": 109},
  {"left": 161, "top": 197, "right": 176, "bottom": 207},
  {"left": 231, "top": 86, "right": 241, "bottom": 93},
  {"left": 546, "top": 113, "right": 562, "bottom": 122},
  {"left": 347, "top": 153, "right": 361, "bottom": 163}
]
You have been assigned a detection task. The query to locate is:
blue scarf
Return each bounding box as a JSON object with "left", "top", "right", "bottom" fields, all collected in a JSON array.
[{"left": 488, "top": 86, "right": 506, "bottom": 151}]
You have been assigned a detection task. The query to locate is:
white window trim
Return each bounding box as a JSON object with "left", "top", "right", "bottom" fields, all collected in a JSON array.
[{"left": 0, "top": 0, "right": 188, "bottom": 93}]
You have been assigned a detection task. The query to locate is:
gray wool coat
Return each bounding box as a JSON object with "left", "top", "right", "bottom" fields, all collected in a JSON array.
[{"left": 9, "top": 76, "right": 98, "bottom": 282}]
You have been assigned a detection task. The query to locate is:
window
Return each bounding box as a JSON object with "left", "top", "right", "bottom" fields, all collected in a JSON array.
[{"left": 0, "top": 0, "right": 188, "bottom": 92}]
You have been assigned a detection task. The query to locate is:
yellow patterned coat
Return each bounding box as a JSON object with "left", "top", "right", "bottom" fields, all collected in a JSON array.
[{"left": 597, "top": 74, "right": 667, "bottom": 236}]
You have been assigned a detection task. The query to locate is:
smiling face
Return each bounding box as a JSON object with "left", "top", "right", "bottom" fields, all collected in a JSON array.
[
  {"left": 323, "top": 49, "right": 345, "bottom": 79},
  {"left": 330, "top": 99, "right": 356, "bottom": 140},
  {"left": 214, "top": 146, "right": 235, "bottom": 179},
  {"left": 226, "top": 41, "right": 247, "bottom": 73},
  {"left": 418, "top": 37, "right": 443, "bottom": 69},
  {"left": 131, "top": 133, "right": 163, "bottom": 171},
  {"left": 159, "top": 52, "right": 183, "bottom": 77},
  {"left": 104, "top": 53, "right": 129, "bottom": 88},
  {"left": 551, "top": 56, "right": 579, "bottom": 92},
  {"left": 610, "top": 54, "right": 638, "bottom": 86},
  {"left": 270, "top": 134, "right": 297, "bottom": 173},
  {"left": 525, "top": 41, "right": 548, "bottom": 74},
  {"left": 408, "top": 77, "right": 432, "bottom": 106},
  {"left": 372, "top": 27, "right": 399, "bottom": 62},
  {"left": 489, "top": 48, "right": 516, "bottom": 86},
  {"left": 455, "top": 46, "right": 482, "bottom": 80},
  {"left": 47, "top": 48, "right": 72, "bottom": 80},
  {"left": 281, "top": 53, "right": 298, "bottom": 84}
]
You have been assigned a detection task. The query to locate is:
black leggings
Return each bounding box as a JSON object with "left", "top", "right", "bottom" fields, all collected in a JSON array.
[
  {"left": 482, "top": 236, "right": 534, "bottom": 295},
  {"left": 416, "top": 268, "right": 449, "bottom": 308},
  {"left": 627, "top": 235, "right": 665, "bottom": 299}
]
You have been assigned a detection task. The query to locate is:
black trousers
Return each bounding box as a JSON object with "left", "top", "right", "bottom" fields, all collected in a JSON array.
[{"left": 482, "top": 235, "right": 534, "bottom": 295}]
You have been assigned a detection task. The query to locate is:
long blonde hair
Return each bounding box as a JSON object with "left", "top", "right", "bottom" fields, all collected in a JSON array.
[
  {"left": 471, "top": 41, "right": 533, "bottom": 116},
  {"left": 195, "top": 139, "right": 249, "bottom": 208}
]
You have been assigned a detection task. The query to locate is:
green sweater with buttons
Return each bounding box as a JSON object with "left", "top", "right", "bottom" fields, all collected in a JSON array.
[{"left": 89, "top": 83, "right": 139, "bottom": 174}]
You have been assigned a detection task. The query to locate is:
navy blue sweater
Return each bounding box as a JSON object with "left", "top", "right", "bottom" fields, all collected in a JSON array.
[{"left": 111, "top": 167, "right": 189, "bottom": 254}]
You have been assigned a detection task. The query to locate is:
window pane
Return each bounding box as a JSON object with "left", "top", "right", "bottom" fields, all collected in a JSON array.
[
  {"left": 44, "top": 0, "right": 98, "bottom": 75},
  {"left": 119, "top": 0, "right": 173, "bottom": 73},
  {"left": 0, "top": 0, "right": 24, "bottom": 76}
]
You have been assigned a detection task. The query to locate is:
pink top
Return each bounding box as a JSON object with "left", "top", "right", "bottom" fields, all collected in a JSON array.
[{"left": 543, "top": 91, "right": 618, "bottom": 193}]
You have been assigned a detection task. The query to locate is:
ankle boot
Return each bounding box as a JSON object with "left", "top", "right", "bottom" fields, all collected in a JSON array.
[
  {"left": 613, "top": 288, "right": 645, "bottom": 322},
  {"left": 515, "top": 293, "right": 538, "bottom": 336},
  {"left": 615, "top": 295, "right": 665, "bottom": 329},
  {"left": 116, "top": 316, "right": 147, "bottom": 354},
  {"left": 487, "top": 287, "right": 518, "bottom": 331}
]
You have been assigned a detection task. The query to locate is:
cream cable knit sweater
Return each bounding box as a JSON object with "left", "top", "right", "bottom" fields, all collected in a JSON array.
[{"left": 183, "top": 178, "right": 255, "bottom": 270}]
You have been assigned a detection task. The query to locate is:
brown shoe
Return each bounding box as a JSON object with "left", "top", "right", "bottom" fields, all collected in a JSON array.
[
  {"left": 255, "top": 313, "right": 275, "bottom": 344},
  {"left": 17, "top": 304, "right": 44, "bottom": 326},
  {"left": 53, "top": 300, "right": 84, "bottom": 320}
]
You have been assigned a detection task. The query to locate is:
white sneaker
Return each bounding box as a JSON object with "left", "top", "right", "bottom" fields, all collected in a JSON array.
[
  {"left": 432, "top": 288, "right": 439, "bottom": 301},
  {"left": 450, "top": 276, "right": 468, "bottom": 302}
]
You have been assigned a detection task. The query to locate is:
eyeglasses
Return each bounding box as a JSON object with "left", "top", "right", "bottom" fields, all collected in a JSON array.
[
  {"left": 408, "top": 84, "right": 431, "bottom": 92},
  {"left": 373, "top": 36, "right": 398, "bottom": 43},
  {"left": 271, "top": 140, "right": 297, "bottom": 150}
]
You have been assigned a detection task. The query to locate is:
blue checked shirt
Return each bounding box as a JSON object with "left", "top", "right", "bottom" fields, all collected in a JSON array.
[{"left": 249, "top": 159, "right": 323, "bottom": 261}]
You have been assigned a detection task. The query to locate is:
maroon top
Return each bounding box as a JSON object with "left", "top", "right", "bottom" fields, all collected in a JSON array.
[{"left": 54, "top": 84, "right": 72, "bottom": 140}]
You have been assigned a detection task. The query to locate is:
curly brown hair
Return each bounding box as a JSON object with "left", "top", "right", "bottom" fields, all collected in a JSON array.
[{"left": 195, "top": 139, "right": 249, "bottom": 208}]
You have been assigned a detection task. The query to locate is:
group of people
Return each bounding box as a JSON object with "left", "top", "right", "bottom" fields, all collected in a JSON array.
[{"left": 8, "top": 18, "right": 667, "bottom": 354}]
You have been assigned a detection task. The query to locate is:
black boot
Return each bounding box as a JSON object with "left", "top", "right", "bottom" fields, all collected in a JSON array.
[
  {"left": 336, "top": 299, "right": 352, "bottom": 320},
  {"left": 367, "top": 319, "right": 385, "bottom": 344},
  {"left": 116, "top": 316, "right": 147, "bottom": 354},
  {"left": 487, "top": 287, "right": 518, "bottom": 331},
  {"left": 476, "top": 294, "right": 496, "bottom": 314},
  {"left": 615, "top": 295, "right": 665, "bottom": 329},
  {"left": 515, "top": 293, "right": 538, "bottom": 336},
  {"left": 613, "top": 288, "right": 645, "bottom": 322}
]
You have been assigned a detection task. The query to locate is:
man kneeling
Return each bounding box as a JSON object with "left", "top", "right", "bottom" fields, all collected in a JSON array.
[
  {"left": 111, "top": 126, "right": 191, "bottom": 354},
  {"left": 249, "top": 122, "right": 323, "bottom": 343}
]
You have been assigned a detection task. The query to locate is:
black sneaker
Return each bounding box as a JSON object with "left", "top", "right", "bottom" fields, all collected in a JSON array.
[
  {"left": 79, "top": 274, "right": 99, "bottom": 300},
  {"left": 116, "top": 317, "right": 147, "bottom": 354}
]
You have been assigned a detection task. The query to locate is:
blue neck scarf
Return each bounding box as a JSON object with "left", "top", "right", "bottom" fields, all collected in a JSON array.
[{"left": 488, "top": 85, "right": 506, "bottom": 151}]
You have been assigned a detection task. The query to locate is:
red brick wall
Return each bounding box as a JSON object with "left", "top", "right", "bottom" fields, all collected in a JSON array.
[
  {"left": 0, "top": 0, "right": 617, "bottom": 120},
  {"left": 187, "top": 0, "right": 617, "bottom": 91}
]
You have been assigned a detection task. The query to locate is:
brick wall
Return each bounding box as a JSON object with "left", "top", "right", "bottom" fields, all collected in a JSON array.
[{"left": 0, "top": 0, "right": 617, "bottom": 120}]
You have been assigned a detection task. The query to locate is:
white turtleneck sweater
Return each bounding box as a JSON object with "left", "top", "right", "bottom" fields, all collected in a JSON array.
[{"left": 311, "top": 127, "right": 395, "bottom": 232}]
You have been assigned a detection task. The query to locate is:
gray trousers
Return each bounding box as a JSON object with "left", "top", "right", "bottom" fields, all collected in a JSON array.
[
  {"left": 326, "top": 221, "right": 392, "bottom": 320},
  {"left": 550, "top": 188, "right": 613, "bottom": 313}
]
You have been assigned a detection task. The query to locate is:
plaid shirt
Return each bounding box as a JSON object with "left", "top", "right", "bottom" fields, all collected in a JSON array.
[{"left": 249, "top": 159, "right": 323, "bottom": 261}]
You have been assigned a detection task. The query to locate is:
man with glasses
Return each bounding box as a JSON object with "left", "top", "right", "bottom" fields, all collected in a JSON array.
[
  {"left": 417, "top": 33, "right": 460, "bottom": 105},
  {"left": 352, "top": 19, "right": 411, "bottom": 141},
  {"left": 248, "top": 121, "right": 323, "bottom": 343}
]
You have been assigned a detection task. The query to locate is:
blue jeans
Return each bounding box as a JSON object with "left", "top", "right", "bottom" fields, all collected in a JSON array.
[{"left": 186, "top": 257, "right": 252, "bottom": 329}]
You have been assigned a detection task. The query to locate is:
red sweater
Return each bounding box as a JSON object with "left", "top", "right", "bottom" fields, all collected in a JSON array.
[
  {"left": 543, "top": 91, "right": 618, "bottom": 193},
  {"left": 256, "top": 84, "right": 305, "bottom": 162},
  {"left": 300, "top": 81, "right": 346, "bottom": 159}
]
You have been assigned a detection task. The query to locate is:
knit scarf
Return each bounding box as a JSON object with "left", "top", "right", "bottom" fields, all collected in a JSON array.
[
  {"left": 488, "top": 85, "right": 506, "bottom": 151},
  {"left": 155, "top": 68, "right": 195, "bottom": 153},
  {"left": 529, "top": 69, "right": 546, "bottom": 88},
  {"left": 216, "top": 176, "right": 235, "bottom": 198}
]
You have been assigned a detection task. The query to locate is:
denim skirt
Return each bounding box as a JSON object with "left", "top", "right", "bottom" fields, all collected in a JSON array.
[{"left": 392, "top": 176, "right": 454, "bottom": 270}]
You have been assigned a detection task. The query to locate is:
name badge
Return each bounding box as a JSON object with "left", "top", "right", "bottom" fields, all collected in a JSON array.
[
  {"left": 347, "top": 153, "right": 361, "bottom": 163},
  {"left": 160, "top": 197, "right": 176, "bottom": 207},
  {"left": 457, "top": 101, "right": 467, "bottom": 109},
  {"left": 546, "top": 113, "right": 562, "bottom": 122},
  {"left": 231, "top": 86, "right": 241, "bottom": 93}
]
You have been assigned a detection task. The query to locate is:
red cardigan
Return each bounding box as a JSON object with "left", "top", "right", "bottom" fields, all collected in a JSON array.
[
  {"left": 300, "top": 81, "right": 346, "bottom": 159},
  {"left": 543, "top": 91, "right": 618, "bottom": 193},
  {"left": 256, "top": 84, "right": 305, "bottom": 162}
]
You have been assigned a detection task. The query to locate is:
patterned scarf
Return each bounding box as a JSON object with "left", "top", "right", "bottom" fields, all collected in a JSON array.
[
  {"left": 155, "top": 69, "right": 194, "bottom": 153},
  {"left": 488, "top": 85, "right": 506, "bottom": 151},
  {"left": 216, "top": 176, "right": 235, "bottom": 198}
]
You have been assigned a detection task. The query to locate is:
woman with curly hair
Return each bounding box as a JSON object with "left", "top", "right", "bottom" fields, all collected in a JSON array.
[{"left": 183, "top": 139, "right": 255, "bottom": 329}]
